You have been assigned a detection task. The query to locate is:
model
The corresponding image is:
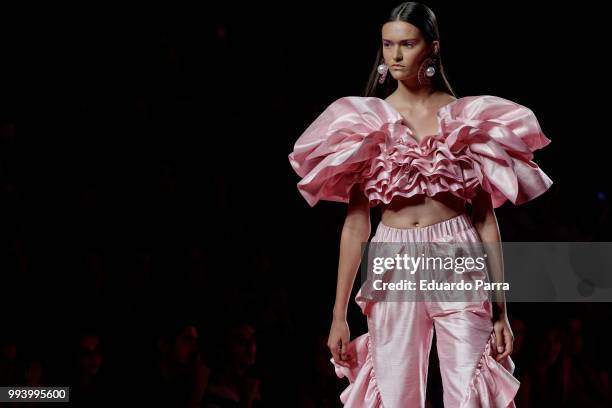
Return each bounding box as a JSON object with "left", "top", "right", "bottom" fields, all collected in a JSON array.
[{"left": 287, "top": 2, "right": 553, "bottom": 407}]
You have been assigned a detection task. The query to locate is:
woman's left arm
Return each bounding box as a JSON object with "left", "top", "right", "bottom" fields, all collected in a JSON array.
[{"left": 470, "top": 185, "right": 514, "bottom": 362}]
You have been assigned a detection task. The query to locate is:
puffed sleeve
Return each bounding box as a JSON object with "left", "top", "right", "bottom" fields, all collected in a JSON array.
[
  {"left": 439, "top": 95, "right": 553, "bottom": 208},
  {"left": 287, "top": 97, "right": 391, "bottom": 207}
]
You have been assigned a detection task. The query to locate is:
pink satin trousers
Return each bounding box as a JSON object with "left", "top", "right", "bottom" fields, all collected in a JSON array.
[{"left": 331, "top": 212, "right": 520, "bottom": 407}]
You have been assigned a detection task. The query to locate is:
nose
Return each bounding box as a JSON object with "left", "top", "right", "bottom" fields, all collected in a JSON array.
[{"left": 393, "top": 45, "right": 402, "bottom": 61}]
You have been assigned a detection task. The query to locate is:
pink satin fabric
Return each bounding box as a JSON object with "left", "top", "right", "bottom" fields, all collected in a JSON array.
[
  {"left": 288, "top": 95, "right": 553, "bottom": 209},
  {"left": 330, "top": 213, "right": 520, "bottom": 407}
]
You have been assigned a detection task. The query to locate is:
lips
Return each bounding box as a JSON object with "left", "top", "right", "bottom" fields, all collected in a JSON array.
[{"left": 391, "top": 65, "right": 405, "bottom": 68}]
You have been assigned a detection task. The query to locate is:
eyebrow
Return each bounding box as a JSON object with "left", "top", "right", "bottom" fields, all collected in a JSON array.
[{"left": 382, "top": 38, "right": 417, "bottom": 42}]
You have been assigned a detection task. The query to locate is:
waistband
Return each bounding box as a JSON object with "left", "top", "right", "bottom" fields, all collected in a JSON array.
[{"left": 375, "top": 212, "right": 475, "bottom": 241}]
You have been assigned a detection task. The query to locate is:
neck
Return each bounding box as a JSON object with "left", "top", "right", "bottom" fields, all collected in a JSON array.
[{"left": 392, "top": 79, "right": 437, "bottom": 108}]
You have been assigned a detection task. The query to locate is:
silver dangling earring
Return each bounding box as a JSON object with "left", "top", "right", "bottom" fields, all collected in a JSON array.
[
  {"left": 426, "top": 64, "right": 436, "bottom": 77},
  {"left": 377, "top": 63, "right": 388, "bottom": 84},
  {"left": 417, "top": 55, "right": 438, "bottom": 85}
]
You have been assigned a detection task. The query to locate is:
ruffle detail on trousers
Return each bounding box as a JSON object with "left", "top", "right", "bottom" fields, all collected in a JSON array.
[
  {"left": 460, "top": 333, "right": 520, "bottom": 408},
  {"left": 329, "top": 332, "right": 384, "bottom": 407}
]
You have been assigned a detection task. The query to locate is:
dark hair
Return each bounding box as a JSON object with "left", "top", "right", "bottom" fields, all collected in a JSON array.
[{"left": 363, "top": 2, "right": 456, "bottom": 98}]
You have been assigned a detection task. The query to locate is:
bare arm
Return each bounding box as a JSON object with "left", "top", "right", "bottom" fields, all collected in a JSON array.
[
  {"left": 332, "top": 184, "right": 372, "bottom": 321},
  {"left": 471, "top": 185, "right": 514, "bottom": 361},
  {"left": 327, "top": 184, "right": 371, "bottom": 367}
]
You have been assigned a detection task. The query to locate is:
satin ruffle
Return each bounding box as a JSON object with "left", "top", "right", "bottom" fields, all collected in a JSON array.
[
  {"left": 288, "top": 95, "right": 553, "bottom": 208},
  {"left": 329, "top": 332, "right": 383, "bottom": 407},
  {"left": 460, "top": 333, "right": 521, "bottom": 408}
]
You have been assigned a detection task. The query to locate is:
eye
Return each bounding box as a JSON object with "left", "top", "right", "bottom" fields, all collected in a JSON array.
[{"left": 382, "top": 42, "right": 414, "bottom": 48}]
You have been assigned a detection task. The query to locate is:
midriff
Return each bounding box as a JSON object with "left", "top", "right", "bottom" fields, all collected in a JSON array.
[{"left": 380, "top": 192, "right": 467, "bottom": 229}]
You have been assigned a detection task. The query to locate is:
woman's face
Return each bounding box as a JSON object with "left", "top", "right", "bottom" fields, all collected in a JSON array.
[{"left": 381, "top": 21, "right": 438, "bottom": 81}]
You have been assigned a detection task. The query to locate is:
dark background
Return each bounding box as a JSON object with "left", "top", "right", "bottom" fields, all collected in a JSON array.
[{"left": 1, "top": 1, "right": 610, "bottom": 406}]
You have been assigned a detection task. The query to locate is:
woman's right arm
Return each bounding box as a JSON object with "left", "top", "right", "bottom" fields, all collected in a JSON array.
[{"left": 327, "top": 184, "right": 371, "bottom": 367}]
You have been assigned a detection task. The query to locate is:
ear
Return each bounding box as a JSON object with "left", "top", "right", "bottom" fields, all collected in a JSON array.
[{"left": 431, "top": 40, "right": 440, "bottom": 55}]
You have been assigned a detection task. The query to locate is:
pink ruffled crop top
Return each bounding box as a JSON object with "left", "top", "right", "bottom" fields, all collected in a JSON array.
[{"left": 288, "top": 95, "right": 553, "bottom": 208}]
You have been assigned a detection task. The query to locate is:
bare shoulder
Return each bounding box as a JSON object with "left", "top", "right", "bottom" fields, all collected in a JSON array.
[
  {"left": 436, "top": 91, "right": 457, "bottom": 104},
  {"left": 382, "top": 93, "right": 394, "bottom": 103}
]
